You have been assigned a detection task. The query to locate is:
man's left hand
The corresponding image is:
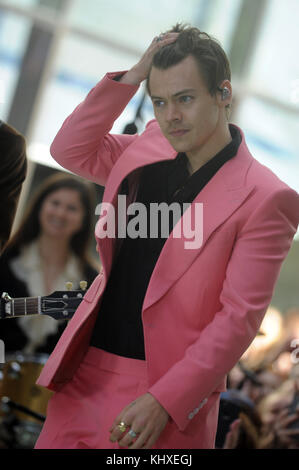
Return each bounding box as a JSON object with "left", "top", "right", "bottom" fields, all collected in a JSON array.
[{"left": 109, "top": 393, "right": 169, "bottom": 449}]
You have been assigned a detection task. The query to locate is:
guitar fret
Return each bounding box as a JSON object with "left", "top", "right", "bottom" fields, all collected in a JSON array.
[
  {"left": 12, "top": 298, "right": 39, "bottom": 316},
  {"left": 1, "top": 290, "right": 83, "bottom": 320}
]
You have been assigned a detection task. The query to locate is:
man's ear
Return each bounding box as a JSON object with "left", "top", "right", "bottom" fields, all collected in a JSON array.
[{"left": 217, "top": 80, "right": 232, "bottom": 105}]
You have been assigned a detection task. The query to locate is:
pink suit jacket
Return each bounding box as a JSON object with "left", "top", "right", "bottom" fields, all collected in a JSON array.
[{"left": 37, "top": 71, "right": 299, "bottom": 434}]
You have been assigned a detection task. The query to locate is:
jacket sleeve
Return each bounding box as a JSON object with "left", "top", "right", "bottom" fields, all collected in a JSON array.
[
  {"left": 148, "top": 186, "right": 299, "bottom": 431},
  {"left": 50, "top": 71, "right": 140, "bottom": 186}
]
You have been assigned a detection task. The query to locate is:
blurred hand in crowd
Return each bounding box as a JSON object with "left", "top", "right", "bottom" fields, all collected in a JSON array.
[
  {"left": 257, "top": 379, "right": 299, "bottom": 448},
  {"left": 222, "top": 419, "right": 242, "bottom": 449}
]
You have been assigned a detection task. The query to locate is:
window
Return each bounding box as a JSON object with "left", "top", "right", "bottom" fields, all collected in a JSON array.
[{"left": 0, "top": 9, "right": 32, "bottom": 119}]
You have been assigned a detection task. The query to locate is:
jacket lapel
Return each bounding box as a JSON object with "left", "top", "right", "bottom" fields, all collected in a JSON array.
[
  {"left": 95, "top": 121, "right": 255, "bottom": 309},
  {"left": 101, "top": 120, "right": 177, "bottom": 204},
  {"left": 142, "top": 148, "right": 255, "bottom": 311},
  {"left": 95, "top": 121, "right": 177, "bottom": 277}
]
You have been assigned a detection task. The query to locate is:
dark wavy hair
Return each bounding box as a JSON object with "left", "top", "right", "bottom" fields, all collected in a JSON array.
[
  {"left": 4, "top": 172, "right": 97, "bottom": 269},
  {"left": 147, "top": 23, "right": 231, "bottom": 97}
]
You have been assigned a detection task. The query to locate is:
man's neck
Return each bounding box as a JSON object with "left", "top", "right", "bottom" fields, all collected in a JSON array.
[{"left": 186, "top": 125, "right": 232, "bottom": 175}]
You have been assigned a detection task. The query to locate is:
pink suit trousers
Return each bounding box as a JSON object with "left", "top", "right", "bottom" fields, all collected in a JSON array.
[{"left": 35, "top": 346, "right": 220, "bottom": 449}]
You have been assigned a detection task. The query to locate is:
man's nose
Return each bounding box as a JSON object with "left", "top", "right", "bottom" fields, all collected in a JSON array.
[{"left": 165, "top": 103, "right": 181, "bottom": 122}]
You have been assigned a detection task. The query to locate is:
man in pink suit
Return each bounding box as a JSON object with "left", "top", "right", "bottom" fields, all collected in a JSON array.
[{"left": 35, "top": 24, "right": 299, "bottom": 449}]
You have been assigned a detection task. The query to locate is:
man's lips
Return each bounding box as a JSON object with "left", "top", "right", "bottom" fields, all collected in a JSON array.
[{"left": 169, "top": 129, "right": 189, "bottom": 137}]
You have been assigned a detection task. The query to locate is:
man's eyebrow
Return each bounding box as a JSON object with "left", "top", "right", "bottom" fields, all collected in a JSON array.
[{"left": 150, "top": 88, "right": 197, "bottom": 100}]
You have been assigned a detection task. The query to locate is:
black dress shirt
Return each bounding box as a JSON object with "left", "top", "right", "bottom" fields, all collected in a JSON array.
[{"left": 90, "top": 125, "right": 241, "bottom": 359}]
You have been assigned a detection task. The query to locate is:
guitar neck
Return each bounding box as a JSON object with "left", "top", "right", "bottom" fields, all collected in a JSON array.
[
  {"left": 2, "top": 296, "right": 41, "bottom": 318},
  {"left": 1, "top": 289, "right": 84, "bottom": 320}
]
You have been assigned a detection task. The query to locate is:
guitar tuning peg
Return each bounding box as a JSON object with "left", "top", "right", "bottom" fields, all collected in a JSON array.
[
  {"left": 1, "top": 292, "right": 12, "bottom": 301},
  {"left": 79, "top": 280, "right": 87, "bottom": 291},
  {"left": 65, "top": 281, "right": 73, "bottom": 291}
]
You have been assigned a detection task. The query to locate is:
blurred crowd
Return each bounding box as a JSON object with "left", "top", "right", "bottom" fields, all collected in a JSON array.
[{"left": 216, "top": 306, "right": 299, "bottom": 449}]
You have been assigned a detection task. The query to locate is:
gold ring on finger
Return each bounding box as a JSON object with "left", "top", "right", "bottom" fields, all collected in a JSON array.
[{"left": 117, "top": 421, "right": 127, "bottom": 433}]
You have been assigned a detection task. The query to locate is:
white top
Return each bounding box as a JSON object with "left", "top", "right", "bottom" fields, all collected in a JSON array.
[{"left": 9, "top": 241, "right": 83, "bottom": 354}]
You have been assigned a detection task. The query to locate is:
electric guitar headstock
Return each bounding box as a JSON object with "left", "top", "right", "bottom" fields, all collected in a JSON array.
[{"left": 0, "top": 281, "right": 88, "bottom": 320}]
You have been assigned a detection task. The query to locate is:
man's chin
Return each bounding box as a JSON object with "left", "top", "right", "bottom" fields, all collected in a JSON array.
[
  {"left": 161, "top": 131, "right": 191, "bottom": 153},
  {"left": 168, "top": 141, "right": 190, "bottom": 154}
]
